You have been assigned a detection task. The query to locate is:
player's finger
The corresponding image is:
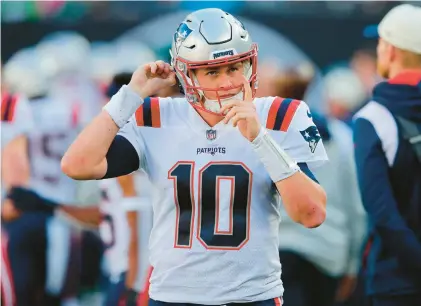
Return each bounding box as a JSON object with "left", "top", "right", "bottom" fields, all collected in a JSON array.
[
  {"left": 223, "top": 107, "right": 237, "bottom": 124},
  {"left": 242, "top": 75, "right": 253, "bottom": 102},
  {"left": 223, "top": 106, "right": 249, "bottom": 124},
  {"left": 156, "top": 60, "right": 166, "bottom": 73},
  {"left": 219, "top": 101, "right": 241, "bottom": 114},
  {"left": 142, "top": 63, "right": 151, "bottom": 74},
  {"left": 156, "top": 60, "right": 165, "bottom": 68},
  {"left": 163, "top": 63, "right": 171, "bottom": 75},
  {"left": 163, "top": 68, "right": 176, "bottom": 79},
  {"left": 150, "top": 62, "right": 158, "bottom": 75},
  {"left": 232, "top": 112, "right": 248, "bottom": 127},
  {"left": 165, "top": 72, "right": 177, "bottom": 86}
]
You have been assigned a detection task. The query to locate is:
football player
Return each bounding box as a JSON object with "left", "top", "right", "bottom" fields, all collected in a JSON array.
[
  {"left": 2, "top": 54, "right": 41, "bottom": 306},
  {"left": 1, "top": 89, "right": 33, "bottom": 306},
  {"left": 62, "top": 8, "right": 328, "bottom": 305},
  {"left": 3, "top": 46, "right": 88, "bottom": 306}
]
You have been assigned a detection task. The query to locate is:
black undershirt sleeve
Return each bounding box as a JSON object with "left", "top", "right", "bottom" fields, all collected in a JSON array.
[{"left": 102, "top": 135, "right": 140, "bottom": 179}]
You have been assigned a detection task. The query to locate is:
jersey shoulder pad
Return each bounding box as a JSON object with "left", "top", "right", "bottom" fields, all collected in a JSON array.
[
  {"left": 1, "top": 92, "right": 19, "bottom": 122},
  {"left": 255, "top": 96, "right": 302, "bottom": 132}
]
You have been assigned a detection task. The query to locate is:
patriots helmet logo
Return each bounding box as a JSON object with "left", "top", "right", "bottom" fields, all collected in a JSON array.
[
  {"left": 300, "top": 126, "right": 321, "bottom": 153},
  {"left": 174, "top": 23, "right": 193, "bottom": 52}
]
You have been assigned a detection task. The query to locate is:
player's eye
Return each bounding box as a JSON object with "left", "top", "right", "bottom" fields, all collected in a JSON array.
[
  {"left": 229, "top": 67, "right": 239, "bottom": 73},
  {"left": 206, "top": 70, "right": 218, "bottom": 76}
]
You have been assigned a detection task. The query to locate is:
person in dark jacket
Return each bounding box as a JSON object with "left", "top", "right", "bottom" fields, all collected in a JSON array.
[{"left": 353, "top": 4, "right": 421, "bottom": 306}]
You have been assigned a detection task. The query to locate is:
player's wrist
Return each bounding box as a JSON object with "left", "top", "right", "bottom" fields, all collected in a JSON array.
[
  {"left": 128, "top": 82, "right": 151, "bottom": 100},
  {"left": 103, "top": 85, "right": 144, "bottom": 128},
  {"left": 248, "top": 123, "right": 262, "bottom": 142},
  {"left": 251, "top": 127, "right": 300, "bottom": 182}
]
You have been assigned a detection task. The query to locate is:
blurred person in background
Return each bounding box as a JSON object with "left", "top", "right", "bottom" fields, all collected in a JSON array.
[
  {"left": 3, "top": 46, "right": 86, "bottom": 306},
  {"left": 1, "top": 62, "right": 34, "bottom": 306},
  {"left": 323, "top": 67, "right": 366, "bottom": 127},
  {"left": 272, "top": 70, "right": 367, "bottom": 306},
  {"left": 36, "top": 31, "right": 104, "bottom": 125},
  {"left": 3, "top": 34, "right": 108, "bottom": 305},
  {"left": 255, "top": 60, "right": 315, "bottom": 100},
  {"left": 350, "top": 47, "right": 380, "bottom": 97},
  {"left": 353, "top": 4, "right": 421, "bottom": 306},
  {"left": 36, "top": 31, "right": 109, "bottom": 304}
]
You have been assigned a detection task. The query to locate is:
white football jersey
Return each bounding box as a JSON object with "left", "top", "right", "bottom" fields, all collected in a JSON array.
[
  {"left": 99, "top": 171, "right": 153, "bottom": 289},
  {"left": 1, "top": 92, "right": 33, "bottom": 149},
  {"left": 48, "top": 74, "right": 103, "bottom": 127},
  {"left": 1, "top": 93, "right": 34, "bottom": 198},
  {"left": 118, "top": 96, "right": 328, "bottom": 304},
  {"left": 27, "top": 96, "right": 81, "bottom": 203}
]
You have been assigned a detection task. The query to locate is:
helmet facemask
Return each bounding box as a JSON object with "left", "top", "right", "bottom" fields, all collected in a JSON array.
[{"left": 172, "top": 44, "right": 258, "bottom": 115}]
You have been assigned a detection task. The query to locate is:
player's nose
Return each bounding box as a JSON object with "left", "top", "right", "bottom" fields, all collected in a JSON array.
[{"left": 218, "top": 73, "right": 235, "bottom": 89}]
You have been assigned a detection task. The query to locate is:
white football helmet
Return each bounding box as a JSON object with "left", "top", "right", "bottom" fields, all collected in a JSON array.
[
  {"left": 170, "top": 8, "right": 258, "bottom": 113},
  {"left": 3, "top": 47, "right": 47, "bottom": 98},
  {"left": 324, "top": 67, "right": 366, "bottom": 111},
  {"left": 36, "top": 31, "right": 91, "bottom": 79}
]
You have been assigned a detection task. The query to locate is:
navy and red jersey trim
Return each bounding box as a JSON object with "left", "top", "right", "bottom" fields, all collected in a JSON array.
[
  {"left": 266, "top": 97, "right": 300, "bottom": 132},
  {"left": 135, "top": 97, "right": 161, "bottom": 128},
  {"left": 1, "top": 93, "right": 18, "bottom": 122}
]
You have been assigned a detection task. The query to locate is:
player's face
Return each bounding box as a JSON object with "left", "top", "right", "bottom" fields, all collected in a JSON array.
[
  {"left": 376, "top": 38, "right": 391, "bottom": 79},
  {"left": 194, "top": 62, "right": 245, "bottom": 100}
]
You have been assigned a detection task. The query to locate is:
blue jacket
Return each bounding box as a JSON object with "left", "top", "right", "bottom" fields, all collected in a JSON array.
[{"left": 353, "top": 71, "right": 421, "bottom": 296}]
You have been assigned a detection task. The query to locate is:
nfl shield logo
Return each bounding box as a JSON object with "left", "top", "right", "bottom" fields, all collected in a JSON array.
[{"left": 206, "top": 129, "right": 217, "bottom": 141}]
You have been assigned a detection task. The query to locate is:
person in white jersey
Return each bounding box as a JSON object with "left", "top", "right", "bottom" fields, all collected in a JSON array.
[
  {"left": 3, "top": 46, "right": 86, "bottom": 306},
  {"left": 62, "top": 8, "right": 328, "bottom": 305},
  {"left": 1, "top": 90, "right": 33, "bottom": 306}
]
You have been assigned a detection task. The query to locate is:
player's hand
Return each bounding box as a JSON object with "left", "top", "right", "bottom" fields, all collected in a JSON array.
[
  {"left": 335, "top": 275, "right": 357, "bottom": 302},
  {"left": 220, "top": 76, "right": 261, "bottom": 142},
  {"left": 7, "top": 187, "right": 56, "bottom": 214},
  {"left": 128, "top": 60, "right": 176, "bottom": 98},
  {"left": 1, "top": 199, "right": 22, "bottom": 222}
]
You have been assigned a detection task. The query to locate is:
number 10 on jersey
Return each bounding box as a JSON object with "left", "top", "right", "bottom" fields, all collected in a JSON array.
[{"left": 168, "top": 161, "right": 253, "bottom": 250}]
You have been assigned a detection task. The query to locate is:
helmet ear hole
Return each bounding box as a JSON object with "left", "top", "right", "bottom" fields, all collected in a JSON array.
[{"left": 175, "top": 77, "right": 185, "bottom": 95}]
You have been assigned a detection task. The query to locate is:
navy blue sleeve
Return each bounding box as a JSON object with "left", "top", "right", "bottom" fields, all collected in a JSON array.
[
  {"left": 353, "top": 118, "right": 421, "bottom": 273},
  {"left": 297, "top": 162, "right": 319, "bottom": 183},
  {"left": 102, "top": 135, "right": 140, "bottom": 179}
]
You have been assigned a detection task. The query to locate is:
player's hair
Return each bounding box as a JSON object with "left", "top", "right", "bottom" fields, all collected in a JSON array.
[
  {"left": 272, "top": 68, "right": 314, "bottom": 101},
  {"left": 106, "top": 72, "right": 132, "bottom": 98}
]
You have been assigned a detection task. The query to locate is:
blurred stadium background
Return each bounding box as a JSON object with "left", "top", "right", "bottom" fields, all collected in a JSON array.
[
  {"left": 2, "top": 0, "right": 397, "bottom": 115},
  {"left": 1, "top": 1, "right": 419, "bottom": 306}
]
